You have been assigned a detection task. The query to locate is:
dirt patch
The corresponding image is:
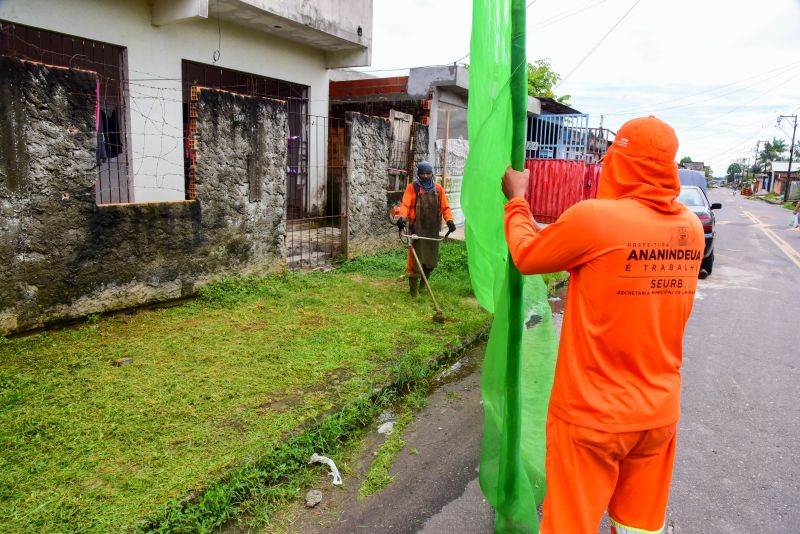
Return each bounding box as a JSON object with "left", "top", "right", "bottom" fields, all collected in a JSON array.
[
  {"left": 259, "top": 394, "right": 304, "bottom": 413},
  {"left": 259, "top": 374, "right": 348, "bottom": 413},
  {"left": 238, "top": 322, "right": 268, "bottom": 332},
  {"left": 326, "top": 368, "right": 352, "bottom": 384},
  {"left": 223, "top": 418, "right": 248, "bottom": 434},
  {"left": 299, "top": 312, "right": 326, "bottom": 327}
]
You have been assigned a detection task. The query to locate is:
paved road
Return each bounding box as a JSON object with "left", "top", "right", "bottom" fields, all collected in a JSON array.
[
  {"left": 304, "top": 189, "right": 800, "bottom": 533},
  {"left": 673, "top": 190, "right": 799, "bottom": 533}
]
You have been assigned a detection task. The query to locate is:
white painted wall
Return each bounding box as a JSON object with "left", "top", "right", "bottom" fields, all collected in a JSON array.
[
  {"left": 237, "top": 0, "right": 372, "bottom": 45},
  {"left": 1, "top": 0, "right": 331, "bottom": 202}
]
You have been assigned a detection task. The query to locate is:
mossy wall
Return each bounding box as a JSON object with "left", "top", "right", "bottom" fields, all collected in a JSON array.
[{"left": 0, "top": 57, "right": 288, "bottom": 334}]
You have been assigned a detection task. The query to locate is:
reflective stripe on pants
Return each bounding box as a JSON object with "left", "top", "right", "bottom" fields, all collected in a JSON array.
[{"left": 610, "top": 517, "right": 664, "bottom": 534}]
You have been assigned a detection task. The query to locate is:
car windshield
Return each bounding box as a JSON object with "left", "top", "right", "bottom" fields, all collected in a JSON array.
[{"left": 677, "top": 187, "right": 707, "bottom": 208}]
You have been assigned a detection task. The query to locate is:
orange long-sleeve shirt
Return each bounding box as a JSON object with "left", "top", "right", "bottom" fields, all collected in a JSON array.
[
  {"left": 505, "top": 196, "right": 703, "bottom": 431},
  {"left": 397, "top": 183, "right": 454, "bottom": 223}
]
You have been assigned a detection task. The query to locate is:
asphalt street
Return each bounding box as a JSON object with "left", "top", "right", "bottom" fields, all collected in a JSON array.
[{"left": 302, "top": 189, "right": 800, "bottom": 534}]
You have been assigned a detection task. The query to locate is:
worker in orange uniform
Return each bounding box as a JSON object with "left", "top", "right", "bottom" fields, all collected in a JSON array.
[
  {"left": 501, "top": 116, "right": 704, "bottom": 534},
  {"left": 397, "top": 161, "right": 456, "bottom": 297}
]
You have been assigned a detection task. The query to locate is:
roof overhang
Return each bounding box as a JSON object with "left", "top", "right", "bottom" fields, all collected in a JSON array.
[{"left": 151, "top": 0, "right": 372, "bottom": 67}]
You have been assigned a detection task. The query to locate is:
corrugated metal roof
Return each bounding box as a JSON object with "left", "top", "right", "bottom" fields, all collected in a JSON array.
[{"left": 771, "top": 161, "right": 798, "bottom": 173}]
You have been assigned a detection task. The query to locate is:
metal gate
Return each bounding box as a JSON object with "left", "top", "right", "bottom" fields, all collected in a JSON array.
[{"left": 285, "top": 114, "right": 346, "bottom": 269}]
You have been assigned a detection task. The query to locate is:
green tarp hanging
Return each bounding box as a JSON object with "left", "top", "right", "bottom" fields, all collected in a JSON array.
[{"left": 461, "top": 1, "right": 558, "bottom": 532}]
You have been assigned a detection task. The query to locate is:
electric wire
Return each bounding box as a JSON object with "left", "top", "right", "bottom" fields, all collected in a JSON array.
[
  {"left": 605, "top": 60, "right": 800, "bottom": 116},
  {"left": 526, "top": 0, "right": 609, "bottom": 34},
  {"left": 556, "top": 0, "right": 643, "bottom": 88}
]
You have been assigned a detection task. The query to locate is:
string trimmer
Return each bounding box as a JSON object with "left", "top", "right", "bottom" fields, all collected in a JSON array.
[{"left": 390, "top": 207, "right": 452, "bottom": 323}]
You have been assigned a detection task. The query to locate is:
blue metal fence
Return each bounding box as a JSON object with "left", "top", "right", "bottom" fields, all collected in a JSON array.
[{"left": 526, "top": 113, "right": 590, "bottom": 161}]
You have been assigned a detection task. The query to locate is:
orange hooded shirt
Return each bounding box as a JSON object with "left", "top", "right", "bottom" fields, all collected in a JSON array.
[{"left": 504, "top": 116, "right": 704, "bottom": 432}]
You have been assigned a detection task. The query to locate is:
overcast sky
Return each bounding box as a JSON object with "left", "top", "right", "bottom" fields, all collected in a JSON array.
[{"left": 360, "top": 0, "right": 800, "bottom": 175}]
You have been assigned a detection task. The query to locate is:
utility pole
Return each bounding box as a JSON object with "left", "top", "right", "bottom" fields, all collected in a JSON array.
[
  {"left": 754, "top": 140, "right": 768, "bottom": 191},
  {"left": 779, "top": 115, "right": 797, "bottom": 202},
  {"left": 753, "top": 141, "right": 761, "bottom": 192}
]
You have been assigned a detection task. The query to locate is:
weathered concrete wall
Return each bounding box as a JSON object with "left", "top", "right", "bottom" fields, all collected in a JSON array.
[
  {"left": 345, "top": 112, "right": 391, "bottom": 258},
  {"left": 413, "top": 122, "right": 430, "bottom": 170},
  {"left": 344, "top": 111, "right": 429, "bottom": 258},
  {"left": 1, "top": 0, "right": 333, "bottom": 201},
  {"left": 0, "top": 57, "right": 287, "bottom": 335},
  {"left": 194, "top": 89, "right": 288, "bottom": 268}
]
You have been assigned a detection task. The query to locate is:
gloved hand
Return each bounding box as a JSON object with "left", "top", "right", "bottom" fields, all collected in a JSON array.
[
  {"left": 447, "top": 220, "right": 456, "bottom": 233},
  {"left": 397, "top": 217, "right": 407, "bottom": 232}
]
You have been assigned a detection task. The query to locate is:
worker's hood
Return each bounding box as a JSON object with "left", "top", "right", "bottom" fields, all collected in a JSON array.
[{"left": 597, "top": 116, "right": 682, "bottom": 214}]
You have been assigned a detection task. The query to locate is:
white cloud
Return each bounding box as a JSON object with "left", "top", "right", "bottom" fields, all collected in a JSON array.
[{"left": 366, "top": 0, "right": 800, "bottom": 175}]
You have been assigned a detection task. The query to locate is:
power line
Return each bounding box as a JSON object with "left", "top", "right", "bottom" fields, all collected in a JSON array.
[
  {"left": 706, "top": 125, "right": 777, "bottom": 162},
  {"left": 526, "top": 0, "right": 609, "bottom": 34},
  {"left": 687, "top": 68, "right": 800, "bottom": 132},
  {"left": 370, "top": 0, "right": 604, "bottom": 73},
  {"left": 604, "top": 60, "right": 800, "bottom": 117},
  {"left": 556, "top": 0, "right": 643, "bottom": 89}
]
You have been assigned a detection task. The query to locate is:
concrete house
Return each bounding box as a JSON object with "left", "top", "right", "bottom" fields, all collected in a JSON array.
[
  {"left": 0, "top": 0, "right": 372, "bottom": 207},
  {"left": 770, "top": 161, "right": 799, "bottom": 198},
  {"left": 1, "top": 0, "right": 392, "bottom": 335}
]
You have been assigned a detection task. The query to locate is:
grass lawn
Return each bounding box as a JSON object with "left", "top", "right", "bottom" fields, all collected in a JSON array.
[{"left": 0, "top": 242, "right": 490, "bottom": 533}]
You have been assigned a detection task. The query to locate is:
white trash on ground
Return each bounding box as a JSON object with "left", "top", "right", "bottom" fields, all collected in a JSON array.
[
  {"left": 308, "top": 453, "right": 343, "bottom": 486},
  {"left": 377, "top": 410, "right": 396, "bottom": 424},
  {"left": 377, "top": 421, "right": 394, "bottom": 434}
]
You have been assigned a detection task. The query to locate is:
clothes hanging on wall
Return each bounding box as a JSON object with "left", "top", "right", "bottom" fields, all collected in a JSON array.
[{"left": 96, "top": 109, "right": 120, "bottom": 161}]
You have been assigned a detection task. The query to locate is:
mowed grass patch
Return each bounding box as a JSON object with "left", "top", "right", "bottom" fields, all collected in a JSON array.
[{"left": 0, "top": 242, "right": 488, "bottom": 533}]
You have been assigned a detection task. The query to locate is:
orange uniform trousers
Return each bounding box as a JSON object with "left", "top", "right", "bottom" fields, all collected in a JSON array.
[{"left": 540, "top": 415, "right": 677, "bottom": 534}]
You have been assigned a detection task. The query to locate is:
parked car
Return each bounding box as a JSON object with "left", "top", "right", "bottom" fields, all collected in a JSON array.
[{"left": 676, "top": 185, "right": 721, "bottom": 278}]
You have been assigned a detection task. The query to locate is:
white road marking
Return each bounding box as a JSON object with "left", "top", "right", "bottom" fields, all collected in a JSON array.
[{"left": 741, "top": 210, "right": 800, "bottom": 269}]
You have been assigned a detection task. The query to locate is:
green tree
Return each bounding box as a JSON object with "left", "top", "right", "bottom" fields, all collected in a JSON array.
[
  {"left": 757, "top": 137, "right": 788, "bottom": 170},
  {"left": 726, "top": 162, "right": 743, "bottom": 181},
  {"left": 527, "top": 59, "right": 571, "bottom": 104},
  {"left": 679, "top": 156, "right": 693, "bottom": 166}
]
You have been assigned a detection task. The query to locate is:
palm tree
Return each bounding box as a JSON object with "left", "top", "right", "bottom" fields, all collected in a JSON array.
[
  {"left": 758, "top": 137, "right": 789, "bottom": 172},
  {"left": 769, "top": 138, "right": 788, "bottom": 158}
]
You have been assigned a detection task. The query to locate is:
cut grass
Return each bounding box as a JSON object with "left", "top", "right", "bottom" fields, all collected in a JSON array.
[{"left": 0, "top": 242, "right": 488, "bottom": 533}]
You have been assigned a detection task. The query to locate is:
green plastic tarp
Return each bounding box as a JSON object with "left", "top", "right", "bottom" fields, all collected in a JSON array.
[{"left": 461, "top": 1, "right": 558, "bottom": 532}]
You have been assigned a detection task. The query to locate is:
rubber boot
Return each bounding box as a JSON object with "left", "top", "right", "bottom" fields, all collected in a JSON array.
[{"left": 408, "top": 276, "right": 419, "bottom": 298}]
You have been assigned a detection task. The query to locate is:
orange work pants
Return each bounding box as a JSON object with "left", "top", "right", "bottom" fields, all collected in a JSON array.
[{"left": 541, "top": 415, "right": 677, "bottom": 534}]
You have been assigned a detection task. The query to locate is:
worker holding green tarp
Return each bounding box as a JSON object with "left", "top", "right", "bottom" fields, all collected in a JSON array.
[
  {"left": 502, "top": 116, "right": 703, "bottom": 533},
  {"left": 463, "top": 2, "right": 703, "bottom": 533}
]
